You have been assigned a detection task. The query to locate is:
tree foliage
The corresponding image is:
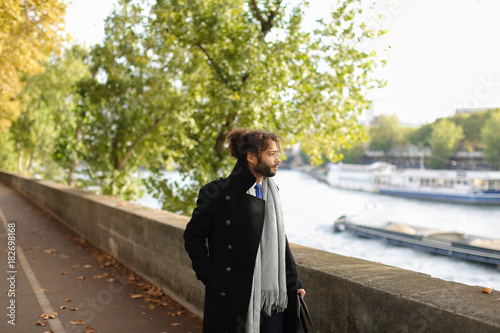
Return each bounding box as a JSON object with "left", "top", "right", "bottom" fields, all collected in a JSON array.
[
  {"left": 368, "top": 114, "right": 403, "bottom": 160},
  {"left": 480, "top": 110, "right": 500, "bottom": 170},
  {"left": 0, "top": 0, "right": 67, "bottom": 131},
  {"left": 427, "top": 119, "right": 464, "bottom": 169},
  {"left": 77, "top": 1, "right": 186, "bottom": 199},
  {"left": 147, "top": 0, "right": 385, "bottom": 213},
  {"left": 9, "top": 46, "right": 89, "bottom": 181},
  {"left": 1, "top": 0, "right": 385, "bottom": 215}
]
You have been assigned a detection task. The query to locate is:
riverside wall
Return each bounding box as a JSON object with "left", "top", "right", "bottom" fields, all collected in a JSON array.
[{"left": 1, "top": 170, "right": 499, "bottom": 333}]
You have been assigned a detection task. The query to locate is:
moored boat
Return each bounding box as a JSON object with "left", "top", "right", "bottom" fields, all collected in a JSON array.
[
  {"left": 327, "top": 163, "right": 500, "bottom": 204},
  {"left": 333, "top": 215, "right": 500, "bottom": 265}
]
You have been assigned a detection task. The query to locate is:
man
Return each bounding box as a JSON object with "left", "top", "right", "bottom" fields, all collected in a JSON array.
[{"left": 184, "top": 128, "right": 306, "bottom": 333}]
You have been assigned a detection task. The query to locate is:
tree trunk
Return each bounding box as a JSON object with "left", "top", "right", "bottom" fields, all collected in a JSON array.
[
  {"left": 27, "top": 149, "right": 35, "bottom": 175},
  {"left": 68, "top": 113, "right": 83, "bottom": 187},
  {"left": 17, "top": 149, "right": 23, "bottom": 174}
]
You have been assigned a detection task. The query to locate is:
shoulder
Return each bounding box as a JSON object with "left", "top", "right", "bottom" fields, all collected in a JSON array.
[{"left": 198, "top": 177, "right": 229, "bottom": 199}]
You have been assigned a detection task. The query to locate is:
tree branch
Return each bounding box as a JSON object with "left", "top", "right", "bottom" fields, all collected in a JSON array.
[
  {"left": 117, "top": 110, "right": 170, "bottom": 171},
  {"left": 249, "top": 0, "right": 283, "bottom": 37},
  {"left": 194, "top": 42, "right": 237, "bottom": 92}
]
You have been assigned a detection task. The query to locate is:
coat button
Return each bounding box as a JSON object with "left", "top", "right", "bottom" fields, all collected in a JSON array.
[
  {"left": 225, "top": 220, "right": 231, "bottom": 226},
  {"left": 227, "top": 245, "right": 232, "bottom": 250},
  {"left": 220, "top": 292, "right": 226, "bottom": 298},
  {"left": 226, "top": 267, "right": 232, "bottom": 273},
  {"left": 225, "top": 195, "right": 230, "bottom": 201}
]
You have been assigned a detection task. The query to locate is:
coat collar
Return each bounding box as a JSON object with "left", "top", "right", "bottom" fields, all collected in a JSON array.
[{"left": 228, "top": 161, "right": 257, "bottom": 193}]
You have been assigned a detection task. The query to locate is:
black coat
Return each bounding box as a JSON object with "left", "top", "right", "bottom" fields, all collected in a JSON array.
[{"left": 184, "top": 162, "right": 303, "bottom": 332}]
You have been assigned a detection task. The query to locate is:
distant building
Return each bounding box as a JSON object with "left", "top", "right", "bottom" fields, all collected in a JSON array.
[{"left": 361, "top": 149, "right": 492, "bottom": 171}]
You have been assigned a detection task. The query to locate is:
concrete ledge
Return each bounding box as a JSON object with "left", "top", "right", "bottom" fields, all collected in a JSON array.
[{"left": 1, "top": 171, "right": 499, "bottom": 332}]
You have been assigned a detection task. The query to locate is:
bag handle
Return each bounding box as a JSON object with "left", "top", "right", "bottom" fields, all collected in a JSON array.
[{"left": 298, "top": 295, "right": 316, "bottom": 333}]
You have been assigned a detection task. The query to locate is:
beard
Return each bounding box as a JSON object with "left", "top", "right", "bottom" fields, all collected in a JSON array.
[{"left": 254, "top": 158, "right": 278, "bottom": 177}]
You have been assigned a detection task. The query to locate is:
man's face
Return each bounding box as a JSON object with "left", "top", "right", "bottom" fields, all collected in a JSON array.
[{"left": 253, "top": 140, "right": 281, "bottom": 178}]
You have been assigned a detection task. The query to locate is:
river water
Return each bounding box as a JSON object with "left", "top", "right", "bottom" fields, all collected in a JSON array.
[{"left": 136, "top": 169, "right": 500, "bottom": 289}]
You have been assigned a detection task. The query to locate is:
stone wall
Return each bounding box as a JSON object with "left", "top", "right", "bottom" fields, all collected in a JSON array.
[{"left": 1, "top": 171, "right": 499, "bottom": 332}]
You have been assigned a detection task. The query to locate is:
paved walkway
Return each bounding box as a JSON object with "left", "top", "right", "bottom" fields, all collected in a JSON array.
[{"left": 0, "top": 182, "right": 202, "bottom": 333}]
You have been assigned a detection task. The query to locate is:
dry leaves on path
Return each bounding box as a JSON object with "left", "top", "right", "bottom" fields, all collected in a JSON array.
[
  {"left": 35, "top": 320, "right": 47, "bottom": 326},
  {"left": 70, "top": 319, "right": 86, "bottom": 325},
  {"left": 38, "top": 312, "right": 58, "bottom": 320}
]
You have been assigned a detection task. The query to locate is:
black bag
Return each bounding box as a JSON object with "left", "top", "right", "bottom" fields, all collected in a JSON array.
[{"left": 297, "top": 295, "right": 316, "bottom": 333}]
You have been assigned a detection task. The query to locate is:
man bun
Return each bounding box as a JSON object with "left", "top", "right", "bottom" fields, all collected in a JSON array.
[{"left": 226, "top": 128, "right": 281, "bottom": 165}]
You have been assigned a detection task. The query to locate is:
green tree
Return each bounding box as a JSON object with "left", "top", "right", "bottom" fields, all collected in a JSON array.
[
  {"left": 148, "top": 0, "right": 384, "bottom": 213},
  {"left": 368, "top": 114, "right": 402, "bottom": 160},
  {"left": 9, "top": 46, "right": 89, "bottom": 180},
  {"left": 408, "top": 123, "right": 432, "bottom": 147},
  {"left": 0, "top": 0, "right": 67, "bottom": 131},
  {"left": 427, "top": 119, "right": 464, "bottom": 169},
  {"left": 450, "top": 112, "right": 487, "bottom": 151},
  {"left": 480, "top": 110, "right": 500, "bottom": 170},
  {"left": 0, "top": 131, "right": 16, "bottom": 171},
  {"left": 340, "top": 141, "right": 367, "bottom": 164},
  {"left": 50, "top": 45, "right": 91, "bottom": 186},
  {"left": 78, "top": 1, "right": 184, "bottom": 199}
]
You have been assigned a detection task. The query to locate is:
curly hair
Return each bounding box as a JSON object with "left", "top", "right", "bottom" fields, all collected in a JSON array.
[{"left": 226, "top": 128, "right": 282, "bottom": 165}]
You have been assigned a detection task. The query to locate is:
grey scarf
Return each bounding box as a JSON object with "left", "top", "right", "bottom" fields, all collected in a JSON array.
[{"left": 245, "top": 177, "right": 288, "bottom": 332}]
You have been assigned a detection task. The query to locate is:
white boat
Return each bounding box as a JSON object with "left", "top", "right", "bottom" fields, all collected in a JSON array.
[{"left": 327, "top": 163, "right": 500, "bottom": 204}]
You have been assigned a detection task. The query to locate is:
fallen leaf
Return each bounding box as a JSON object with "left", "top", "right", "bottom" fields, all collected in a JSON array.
[
  {"left": 60, "top": 254, "right": 70, "bottom": 259},
  {"left": 64, "top": 298, "right": 71, "bottom": 302},
  {"left": 483, "top": 287, "right": 494, "bottom": 294},
  {"left": 59, "top": 306, "right": 67, "bottom": 310},
  {"left": 77, "top": 276, "right": 85, "bottom": 280},
  {"left": 43, "top": 331, "right": 54, "bottom": 333},
  {"left": 40, "top": 288, "right": 46, "bottom": 292},
  {"left": 35, "top": 320, "right": 47, "bottom": 326},
  {"left": 131, "top": 294, "right": 144, "bottom": 299},
  {"left": 44, "top": 249, "right": 57, "bottom": 254},
  {"left": 106, "top": 278, "right": 115, "bottom": 282},
  {"left": 70, "top": 307, "right": 79, "bottom": 311},
  {"left": 29, "top": 229, "right": 36, "bottom": 234},
  {"left": 171, "top": 323, "right": 182, "bottom": 326},
  {"left": 70, "top": 319, "right": 86, "bottom": 325},
  {"left": 85, "top": 327, "right": 96, "bottom": 333},
  {"left": 38, "top": 312, "right": 58, "bottom": 319},
  {"left": 74, "top": 237, "right": 86, "bottom": 245},
  {"left": 83, "top": 264, "right": 92, "bottom": 268},
  {"left": 61, "top": 271, "right": 68, "bottom": 275}
]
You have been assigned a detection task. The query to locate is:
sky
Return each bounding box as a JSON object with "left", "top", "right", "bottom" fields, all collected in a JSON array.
[{"left": 64, "top": 0, "right": 500, "bottom": 125}]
